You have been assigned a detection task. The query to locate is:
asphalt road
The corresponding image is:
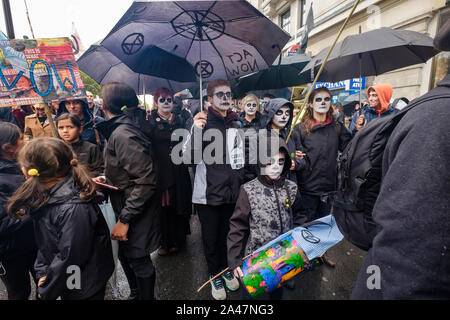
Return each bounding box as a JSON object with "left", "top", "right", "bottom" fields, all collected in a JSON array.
[{"left": 0, "top": 214, "right": 366, "bottom": 300}]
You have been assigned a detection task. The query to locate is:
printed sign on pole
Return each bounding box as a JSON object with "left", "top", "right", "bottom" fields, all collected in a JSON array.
[{"left": 0, "top": 37, "right": 86, "bottom": 107}]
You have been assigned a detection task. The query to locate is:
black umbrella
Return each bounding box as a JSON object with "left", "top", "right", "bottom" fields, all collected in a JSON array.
[
  {"left": 299, "top": 27, "right": 440, "bottom": 82},
  {"left": 341, "top": 91, "right": 368, "bottom": 105},
  {"left": 187, "top": 79, "right": 243, "bottom": 99},
  {"left": 101, "top": 1, "right": 291, "bottom": 83},
  {"left": 235, "top": 53, "right": 310, "bottom": 92},
  {"left": 77, "top": 43, "right": 196, "bottom": 95}
]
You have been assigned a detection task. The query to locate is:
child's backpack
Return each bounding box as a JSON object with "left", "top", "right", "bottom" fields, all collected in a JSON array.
[{"left": 333, "top": 92, "right": 450, "bottom": 251}]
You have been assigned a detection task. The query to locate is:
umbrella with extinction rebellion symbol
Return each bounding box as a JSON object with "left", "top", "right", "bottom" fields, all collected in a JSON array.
[{"left": 100, "top": 0, "right": 291, "bottom": 83}]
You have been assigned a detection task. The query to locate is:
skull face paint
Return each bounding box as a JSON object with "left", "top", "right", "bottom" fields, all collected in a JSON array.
[
  {"left": 262, "top": 152, "right": 285, "bottom": 180},
  {"left": 157, "top": 96, "right": 174, "bottom": 114},
  {"left": 272, "top": 105, "right": 290, "bottom": 129},
  {"left": 212, "top": 85, "right": 232, "bottom": 112},
  {"left": 312, "top": 91, "right": 332, "bottom": 114},
  {"left": 244, "top": 100, "right": 258, "bottom": 116}
]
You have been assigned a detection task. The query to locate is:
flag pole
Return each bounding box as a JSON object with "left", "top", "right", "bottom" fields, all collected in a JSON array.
[{"left": 286, "top": 0, "right": 361, "bottom": 143}]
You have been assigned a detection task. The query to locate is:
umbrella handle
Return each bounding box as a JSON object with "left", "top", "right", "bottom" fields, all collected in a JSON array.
[{"left": 286, "top": 0, "right": 362, "bottom": 143}]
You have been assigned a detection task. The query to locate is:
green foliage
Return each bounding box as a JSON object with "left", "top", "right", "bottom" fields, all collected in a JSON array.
[
  {"left": 243, "top": 273, "right": 266, "bottom": 297},
  {"left": 80, "top": 70, "right": 102, "bottom": 97},
  {"left": 284, "top": 253, "right": 305, "bottom": 270}
]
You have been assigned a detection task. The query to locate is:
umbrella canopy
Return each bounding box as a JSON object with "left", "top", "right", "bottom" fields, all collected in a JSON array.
[
  {"left": 101, "top": 0, "right": 291, "bottom": 83},
  {"left": 235, "top": 53, "right": 310, "bottom": 92},
  {"left": 299, "top": 27, "right": 440, "bottom": 82},
  {"left": 77, "top": 43, "right": 196, "bottom": 95},
  {"left": 341, "top": 91, "right": 368, "bottom": 104},
  {"left": 187, "top": 79, "right": 243, "bottom": 99}
]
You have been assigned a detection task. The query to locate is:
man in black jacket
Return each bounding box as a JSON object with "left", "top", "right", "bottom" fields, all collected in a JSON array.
[
  {"left": 351, "top": 20, "right": 450, "bottom": 299},
  {"left": 184, "top": 79, "right": 243, "bottom": 300}
]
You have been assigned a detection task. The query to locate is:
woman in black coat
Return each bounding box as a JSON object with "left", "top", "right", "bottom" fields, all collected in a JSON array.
[
  {"left": 149, "top": 88, "right": 192, "bottom": 256},
  {"left": 95, "top": 82, "right": 161, "bottom": 300},
  {"left": 0, "top": 122, "right": 37, "bottom": 300},
  {"left": 294, "top": 87, "right": 352, "bottom": 266}
]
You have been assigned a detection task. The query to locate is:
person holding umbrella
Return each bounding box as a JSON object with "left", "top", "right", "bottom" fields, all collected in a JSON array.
[
  {"left": 349, "top": 84, "right": 394, "bottom": 134},
  {"left": 294, "top": 87, "right": 352, "bottom": 266},
  {"left": 185, "top": 79, "right": 243, "bottom": 300},
  {"left": 95, "top": 82, "right": 160, "bottom": 300}
]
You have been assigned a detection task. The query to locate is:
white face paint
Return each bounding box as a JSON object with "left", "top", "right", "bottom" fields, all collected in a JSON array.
[
  {"left": 262, "top": 152, "right": 285, "bottom": 180},
  {"left": 157, "top": 96, "right": 174, "bottom": 114},
  {"left": 244, "top": 99, "right": 258, "bottom": 116},
  {"left": 272, "top": 105, "right": 290, "bottom": 129},
  {"left": 312, "top": 91, "right": 332, "bottom": 114},
  {"left": 212, "top": 85, "right": 232, "bottom": 111}
]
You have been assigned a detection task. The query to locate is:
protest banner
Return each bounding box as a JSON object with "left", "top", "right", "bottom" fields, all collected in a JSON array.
[{"left": 0, "top": 37, "right": 86, "bottom": 108}]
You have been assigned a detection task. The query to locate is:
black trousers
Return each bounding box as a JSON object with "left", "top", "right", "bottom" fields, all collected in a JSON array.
[
  {"left": 300, "top": 193, "right": 332, "bottom": 223},
  {"left": 160, "top": 205, "right": 188, "bottom": 249},
  {"left": 196, "top": 204, "right": 235, "bottom": 275},
  {"left": 0, "top": 250, "right": 37, "bottom": 300},
  {"left": 118, "top": 250, "right": 155, "bottom": 292}
]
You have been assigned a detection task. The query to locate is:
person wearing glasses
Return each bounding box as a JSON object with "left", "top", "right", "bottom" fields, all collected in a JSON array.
[
  {"left": 23, "top": 103, "right": 57, "bottom": 142},
  {"left": 294, "top": 87, "right": 352, "bottom": 267},
  {"left": 185, "top": 79, "right": 243, "bottom": 300},
  {"left": 148, "top": 87, "right": 192, "bottom": 257}
]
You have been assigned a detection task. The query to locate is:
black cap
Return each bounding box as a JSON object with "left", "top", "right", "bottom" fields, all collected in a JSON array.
[{"left": 434, "top": 18, "right": 450, "bottom": 51}]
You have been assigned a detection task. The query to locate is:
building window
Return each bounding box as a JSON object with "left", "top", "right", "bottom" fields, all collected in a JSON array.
[
  {"left": 300, "top": 0, "right": 305, "bottom": 27},
  {"left": 281, "top": 9, "right": 291, "bottom": 33}
]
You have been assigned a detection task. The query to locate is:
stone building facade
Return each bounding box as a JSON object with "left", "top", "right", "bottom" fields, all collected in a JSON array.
[{"left": 248, "top": 0, "right": 449, "bottom": 100}]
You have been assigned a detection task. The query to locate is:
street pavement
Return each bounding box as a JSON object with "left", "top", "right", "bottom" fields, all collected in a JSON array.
[{"left": 0, "top": 214, "right": 366, "bottom": 300}]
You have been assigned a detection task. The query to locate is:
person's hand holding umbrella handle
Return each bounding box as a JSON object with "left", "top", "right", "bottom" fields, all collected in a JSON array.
[
  {"left": 233, "top": 266, "right": 244, "bottom": 278},
  {"left": 193, "top": 111, "right": 207, "bottom": 129},
  {"left": 355, "top": 114, "right": 366, "bottom": 131}
]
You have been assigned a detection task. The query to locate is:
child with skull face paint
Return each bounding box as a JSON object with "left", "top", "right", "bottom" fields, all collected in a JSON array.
[
  {"left": 261, "top": 98, "right": 306, "bottom": 184},
  {"left": 294, "top": 87, "right": 352, "bottom": 266},
  {"left": 227, "top": 137, "right": 307, "bottom": 300}
]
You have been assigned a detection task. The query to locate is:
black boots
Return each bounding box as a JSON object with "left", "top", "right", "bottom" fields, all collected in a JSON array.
[{"left": 136, "top": 273, "right": 156, "bottom": 300}]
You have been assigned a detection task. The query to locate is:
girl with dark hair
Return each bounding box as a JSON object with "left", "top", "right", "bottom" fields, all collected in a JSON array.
[
  {"left": 7, "top": 137, "right": 114, "bottom": 300},
  {"left": 95, "top": 82, "right": 160, "bottom": 300},
  {"left": 294, "top": 87, "right": 352, "bottom": 266},
  {"left": 0, "top": 122, "right": 37, "bottom": 300},
  {"left": 149, "top": 87, "right": 192, "bottom": 256},
  {"left": 56, "top": 113, "right": 104, "bottom": 177}
]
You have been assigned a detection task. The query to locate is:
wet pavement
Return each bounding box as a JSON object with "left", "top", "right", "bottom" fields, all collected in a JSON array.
[{"left": 0, "top": 214, "right": 366, "bottom": 300}]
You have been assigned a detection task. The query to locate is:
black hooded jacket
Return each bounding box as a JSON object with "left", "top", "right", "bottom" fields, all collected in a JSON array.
[
  {"left": 32, "top": 176, "right": 114, "bottom": 300},
  {"left": 0, "top": 159, "right": 36, "bottom": 260},
  {"left": 261, "top": 98, "right": 306, "bottom": 183},
  {"left": 183, "top": 107, "right": 245, "bottom": 206},
  {"left": 227, "top": 139, "right": 307, "bottom": 270},
  {"left": 58, "top": 99, "right": 104, "bottom": 145}
]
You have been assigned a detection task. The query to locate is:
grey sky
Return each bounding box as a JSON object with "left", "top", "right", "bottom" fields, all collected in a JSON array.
[{"left": 1, "top": 0, "right": 133, "bottom": 48}]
